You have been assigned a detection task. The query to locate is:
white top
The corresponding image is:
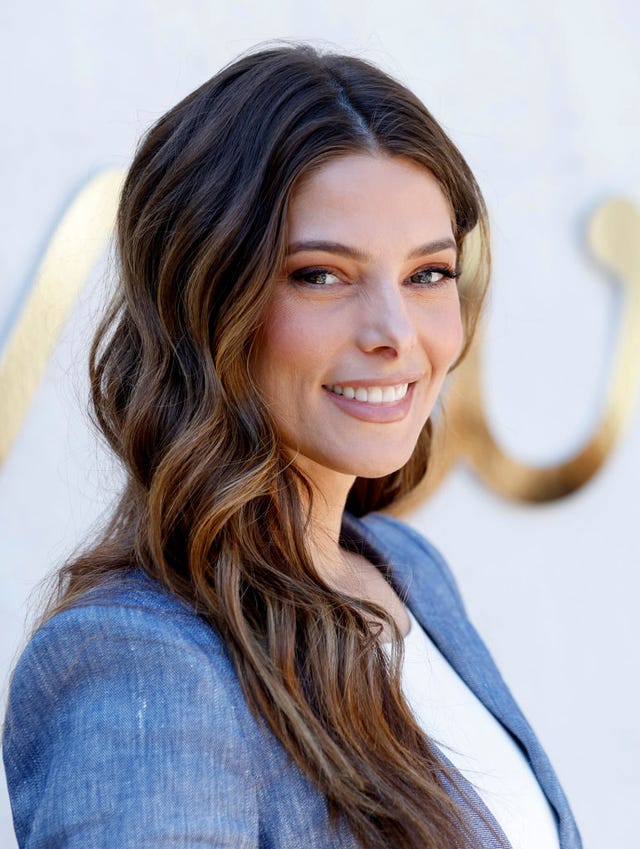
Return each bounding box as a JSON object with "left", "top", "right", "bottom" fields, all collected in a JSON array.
[{"left": 385, "top": 609, "right": 561, "bottom": 849}]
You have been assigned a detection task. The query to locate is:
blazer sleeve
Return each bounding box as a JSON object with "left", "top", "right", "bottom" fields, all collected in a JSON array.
[{"left": 3, "top": 600, "right": 259, "bottom": 849}]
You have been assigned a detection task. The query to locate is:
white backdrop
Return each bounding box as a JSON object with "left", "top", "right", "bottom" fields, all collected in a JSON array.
[{"left": 2, "top": 2, "right": 639, "bottom": 847}]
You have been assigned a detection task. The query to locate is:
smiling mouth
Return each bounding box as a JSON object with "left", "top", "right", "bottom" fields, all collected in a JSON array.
[{"left": 324, "top": 383, "right": 409, "bottom": 404}]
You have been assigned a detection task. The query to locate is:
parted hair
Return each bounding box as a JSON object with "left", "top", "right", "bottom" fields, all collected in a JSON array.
[{"left": 49, "top": 44, "right": 497, "bottom": 849}]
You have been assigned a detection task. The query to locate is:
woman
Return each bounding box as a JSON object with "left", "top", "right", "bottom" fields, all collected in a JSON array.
[{"left": 2, "top": 44, "right": 582, "bottom": 849}]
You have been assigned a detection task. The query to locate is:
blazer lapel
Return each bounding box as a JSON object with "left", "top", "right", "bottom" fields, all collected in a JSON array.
[{"left": 344, "top": 512, "right": 582, "bottom": 849}]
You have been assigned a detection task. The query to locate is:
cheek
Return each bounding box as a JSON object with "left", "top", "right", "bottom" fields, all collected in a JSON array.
[
  {"left": 422, "top": 297, "right": 464, "bottom": 368},
  {"left": 254, "top": 297, "right": 326, "bottom": 386},
  {"left": 259, "top": 299, "right": 327, "bottom": 369},
  {"left": 444, "top": 306, "right": 465, "bottom": 363}
]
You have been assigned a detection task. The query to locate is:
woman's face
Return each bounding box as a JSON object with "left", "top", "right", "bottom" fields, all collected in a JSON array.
[{"left": 253, "top": 152, "right": 463, "bottom": 488}]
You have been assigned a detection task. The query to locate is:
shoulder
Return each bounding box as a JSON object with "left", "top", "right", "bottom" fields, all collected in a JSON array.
[
  {"left": 3, "top": 571, "right": 262, "bottom": 847},
  {"left": 6, "top": 571, "right": 238, "bottom": 709},
  {"left": 4, "top": 570, "right": 249, "bottom": 741}
]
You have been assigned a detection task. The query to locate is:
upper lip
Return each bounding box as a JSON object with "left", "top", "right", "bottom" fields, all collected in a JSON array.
[{"left": 323, "top": 374, "right": 422, "bottom": 388}]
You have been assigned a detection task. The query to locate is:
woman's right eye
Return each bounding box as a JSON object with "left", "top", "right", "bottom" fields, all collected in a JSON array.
[{"left": 290, "top": 268, "right": 341, "bottom": 286}]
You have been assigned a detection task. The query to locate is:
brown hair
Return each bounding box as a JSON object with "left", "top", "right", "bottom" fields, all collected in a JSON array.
[{"left": 49, "top": 44, "right": 495, "bottom": 849}]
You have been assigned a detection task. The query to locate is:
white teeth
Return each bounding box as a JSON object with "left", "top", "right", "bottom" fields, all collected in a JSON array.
[
  {"left": 326, "top": 383, "right": 410, "bottom": 404},
  {"left": 394, "top": 383, "right": 408, "bottom": 400}
]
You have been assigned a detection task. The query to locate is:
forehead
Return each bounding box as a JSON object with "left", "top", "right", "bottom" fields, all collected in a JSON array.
[{"left": 287, "top": 153, "right": 455, "bottom": 246}]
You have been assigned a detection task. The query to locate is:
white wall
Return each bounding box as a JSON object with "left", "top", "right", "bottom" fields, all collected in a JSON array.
[{"left": 2, "top": 2, "right": 639, "bottom": 846}]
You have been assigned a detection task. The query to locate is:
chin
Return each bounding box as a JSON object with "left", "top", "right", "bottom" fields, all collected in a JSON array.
[
  {"left": 339, "top": 450, "right": 416, "bottom": 480},
  {"left": 288, "top": 438, "right": 420, "bottom": 487}
]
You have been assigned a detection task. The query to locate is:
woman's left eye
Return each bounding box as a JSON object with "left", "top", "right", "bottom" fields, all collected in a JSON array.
[
  {"left": 408, "top": 267, "right": 457, "bottom": 287},
  {"left": 290, "top": 268, "right": 341, "bottom": 286}
]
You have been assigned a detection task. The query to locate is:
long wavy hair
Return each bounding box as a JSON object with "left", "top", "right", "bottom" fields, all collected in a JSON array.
[{"left": 48, "top": 44, "right": 495, "bottom": 849}]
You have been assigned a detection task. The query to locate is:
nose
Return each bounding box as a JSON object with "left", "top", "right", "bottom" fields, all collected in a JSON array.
[{"left": 355, "top": 281, "right": 417, "bottom": 357}]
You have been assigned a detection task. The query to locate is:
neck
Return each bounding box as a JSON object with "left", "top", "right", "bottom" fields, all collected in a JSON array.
[
  {"left": 293, "top": 458, "right": 356, "bottom": 583},
  {"left": 293, "top": 457, "right": 410, "bottom": 639}
]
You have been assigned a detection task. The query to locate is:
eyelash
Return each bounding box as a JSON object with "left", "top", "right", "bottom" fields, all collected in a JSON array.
[
  {"left": 407, "top": 265, "right": 461, "bottom": 287},
  {"left": 289, "top": 264, "right": 461, "bottom": 288},
  {"left": 289, "top": 267, "right": 340, "bottom": 287}
]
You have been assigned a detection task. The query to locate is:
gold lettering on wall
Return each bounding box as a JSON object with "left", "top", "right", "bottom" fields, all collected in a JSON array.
[
  {"left": 402, "top": 198, "right": 640, "bottom": 507},
  {"left": 0, "top": 171, "right": 125, "bottom": 466},
  {"left": 0, "top": 174, "right": 638, "bottom": 504}
]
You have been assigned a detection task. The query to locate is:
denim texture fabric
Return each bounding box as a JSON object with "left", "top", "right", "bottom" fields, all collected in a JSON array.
[{"left": 3, "top": 512, "right": 583, "bottom": 848}]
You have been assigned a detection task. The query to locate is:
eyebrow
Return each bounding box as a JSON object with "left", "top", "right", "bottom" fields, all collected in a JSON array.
[{"left": 286, "top": 238, "right": 457, "bottom": 261}]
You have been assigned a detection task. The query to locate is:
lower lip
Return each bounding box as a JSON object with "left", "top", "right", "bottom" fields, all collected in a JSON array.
[{"left": 323, "top": 384, "right": 415, "bottom": 423}]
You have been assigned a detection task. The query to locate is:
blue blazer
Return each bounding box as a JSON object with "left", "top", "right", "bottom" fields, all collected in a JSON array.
[{"left": 3, "top": 513, "right": 583, "bottom": 848}]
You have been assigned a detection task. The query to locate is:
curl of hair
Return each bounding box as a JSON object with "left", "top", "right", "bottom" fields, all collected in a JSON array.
[{"left": 49, "top": 44, "right": 498, "bottom": 849}]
